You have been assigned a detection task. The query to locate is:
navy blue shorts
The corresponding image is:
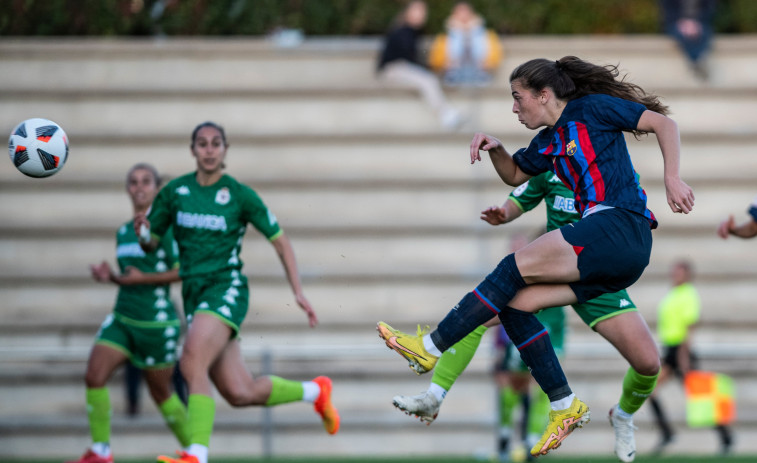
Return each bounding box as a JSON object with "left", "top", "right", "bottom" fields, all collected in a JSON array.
[{"left": 560, "top": 208, "right": 652, "bottom": 303}]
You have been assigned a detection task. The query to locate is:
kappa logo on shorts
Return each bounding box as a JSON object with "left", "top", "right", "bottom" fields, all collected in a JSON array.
[{"left": 619, "top": 299, "right": 631, "bottom": 308}]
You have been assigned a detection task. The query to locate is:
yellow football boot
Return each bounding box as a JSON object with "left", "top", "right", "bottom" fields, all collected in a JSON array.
[
  {"left": 376, "top": 321, "right": 438, "bottom": 374},
  {"left": 530, "top": 397, "right": 590, "bottom": 457}
]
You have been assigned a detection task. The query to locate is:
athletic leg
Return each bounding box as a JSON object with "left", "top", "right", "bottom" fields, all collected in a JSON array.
[
  {"left": 209, "top": 336, "right": 338, "bottom": 434},
  {"left": 595, "top": 311, "right": 660, "bottom": 462},
  {"left": 393, "top": 324, "right": 489, "bottom": 424},
  {"left": 65, "top": 343, "right": 128, "bottom": 463},
  {"left": 433, "top": 230, "right": 579, "bottom": 352},
  {"left": 158, "top": 314, "right": 233, "bottom": 463},
  {"left": 144, "top": 366, "right": 190, "bottom": 447}
]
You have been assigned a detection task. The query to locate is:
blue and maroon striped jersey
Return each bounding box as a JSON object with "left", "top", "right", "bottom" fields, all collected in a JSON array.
[{"left": 513, "top": 94, "right": 657, "bottom": 229}]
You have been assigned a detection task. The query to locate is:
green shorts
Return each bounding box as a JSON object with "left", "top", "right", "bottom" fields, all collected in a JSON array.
[
  {"left": 182, "top": 269, "right": 249, "bottom": 336},
  {"left": 572, "top": 289, "right": 637, "bottom": 330},
  {"left": 95, "top": 314, "right": 180, "bottom": 369}
]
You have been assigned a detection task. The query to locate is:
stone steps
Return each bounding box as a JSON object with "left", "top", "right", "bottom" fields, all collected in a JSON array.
[
  {"left": 4, "top": 87, "right": 757, "bottom": 137},
  {"left": 2, "top": 132, "right": 757, "bottom": 185},
  {"left": 3, "top": 36, "right": 757, "bottom": 90},
  {"left": 3, "top": 35, "right": 757, "bottom": 459}
]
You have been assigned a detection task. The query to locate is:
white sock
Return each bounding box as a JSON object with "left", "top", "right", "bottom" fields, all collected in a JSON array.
[
  {"left": 422, "top": 334, "right": 442, "bottom": 357},
  {"left": 90, "top": 442, "right": 111, "bottom": 458},
  {"left": 615, "top": 404, "right": 633, "bottom": 420},
  {"left": 550, "top": 393, "right": 575, "bottom": 411},
  {"left": 427, "top": 382, "right": 447, "bottom": 402},
  {"left": 187, "top": 444, "right": 208, "bottom": 463},
  {"left": 301, "top": 380, "right": 320, "bottom": 403}
]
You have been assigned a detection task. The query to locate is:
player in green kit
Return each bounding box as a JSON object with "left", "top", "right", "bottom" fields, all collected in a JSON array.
[
  {"left": 135, "top": 122, "right": 339, "bottom": 463},
  {"left": 67, "top": 164, "right": 189, "bottom": 463},
  {"left": 392, "top": 171, "right": 655, "bottom": 462}
]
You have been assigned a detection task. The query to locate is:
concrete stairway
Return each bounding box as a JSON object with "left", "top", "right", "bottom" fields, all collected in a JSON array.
[{"left": 1, "top": 35, "right": 757, "bottom": 459}]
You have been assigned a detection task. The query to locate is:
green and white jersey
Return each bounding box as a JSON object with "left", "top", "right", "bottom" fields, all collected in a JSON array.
[
  {"left": 149, "top": 172, "right": 282, "bottom": 279},
  {"left": 509, "top": 171, "right": 578, "bottom": 232},
  {"left": 114, "top": 220, "right": 179, "bottom": 324}
]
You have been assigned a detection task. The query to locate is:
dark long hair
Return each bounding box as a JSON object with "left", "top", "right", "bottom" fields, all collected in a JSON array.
[
  {"left": 191, "top": 121, "right": 228, "bottom": 148},
  {"left": 510, "top": 56, "right": 668, "bottom": 135}
]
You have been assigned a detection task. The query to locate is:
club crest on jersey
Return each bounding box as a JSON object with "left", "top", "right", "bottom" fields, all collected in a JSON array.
[
  {"left": 566, "top": 140, "right": 577, "bottom": 156},
  {"left": 215, "top": 187, "right": 231, "bottom": 205},
  {"left": 512, "top": 181, "right": 530, "bottom": 197}
]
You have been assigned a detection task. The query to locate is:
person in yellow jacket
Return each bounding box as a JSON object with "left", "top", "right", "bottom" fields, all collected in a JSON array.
[
  {"left": 429, "top": 2, "right": 503, "bottom": 86},
  {"left": 648, "top": 259, "right": 733, "bottom": 454}
]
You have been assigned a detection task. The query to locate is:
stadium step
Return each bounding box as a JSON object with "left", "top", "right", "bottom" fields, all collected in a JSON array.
[{"left": 3, "top": 35, "right": 757, "bottom": 459}]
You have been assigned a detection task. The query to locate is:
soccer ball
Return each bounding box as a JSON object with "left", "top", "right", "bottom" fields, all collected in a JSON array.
[{"left": 8, "top": 118, "right": 69, "bottom": 178}]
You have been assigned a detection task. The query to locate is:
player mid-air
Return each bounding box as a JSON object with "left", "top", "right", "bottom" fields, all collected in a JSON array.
[{"left": 378, "top": 55, "right": 694, "bottom": 459}]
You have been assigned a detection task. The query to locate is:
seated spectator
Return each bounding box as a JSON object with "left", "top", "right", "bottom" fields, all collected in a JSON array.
[
  {"left": 377, "top": 0, "right": 464, "bottom": 130},
  {"left": 660, "top": 0, "right": 718, "bottom": 81},
  {"left": 429, "top": 2, "right": 503, "bottom": 87}
]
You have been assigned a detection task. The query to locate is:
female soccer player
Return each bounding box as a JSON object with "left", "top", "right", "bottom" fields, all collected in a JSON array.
[
  {"left": 392, "top": 171, "right": 654, "bottom": 462},
  {"left": 67, "top": 163, "right": 189, "bottom": 463},
  {"left": 378, "top": 56, "right": 694, "bottom": 458},
  {"left": 135, "top": 122, "right": 339, "bottom": 463}
]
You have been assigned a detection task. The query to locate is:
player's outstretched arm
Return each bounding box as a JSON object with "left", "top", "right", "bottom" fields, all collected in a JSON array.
[
  {"left": 470, "top": 132, "right": 530, "bottom": 187},
  {"left": 271, "top": 233, "right": 318, "bottom": 327},
  {"left": 480, "top": 199, "right": 523, "bottom": 226},
  {"left": 117, "top": 267, "right": 180, "bottom": 286},
  {"left": 637, "top": 110, "right": 695, "bottom": 214},
  {"left": 717, "top": 214, "right": 757, "bottom": 239}
]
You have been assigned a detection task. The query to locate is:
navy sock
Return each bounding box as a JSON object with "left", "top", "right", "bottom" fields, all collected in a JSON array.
[
  {"left": 431, "top": 254, "right": 526, "bottom": 352},
  {"left": 498, "top": 306, "right": 572, "bottom": 401}
]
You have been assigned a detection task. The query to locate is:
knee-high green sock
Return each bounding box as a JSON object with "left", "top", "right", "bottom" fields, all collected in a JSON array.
[
  {"left": 499, "top": 386, "right": 520, "bottom": 427},
  {"left": 159, "top": 393, "right": 191, "bottom": 447},
  {"left": 619, "top": 367, "right": 658, "bottom": 414},
  {"left": 188, "top": 394, "right": 215, "bottom": 447},
  {"left": 431, "top": 325, "right": 487, "bottom": 392},
  {"left": 86, "top": 387, "right": 111, "bottom": 444},
  {"left": 265, "top": 375, "right": 305, "bottom": 406},
  {"left": 527, "top": 388, "right": 551, "bottom": 435}
]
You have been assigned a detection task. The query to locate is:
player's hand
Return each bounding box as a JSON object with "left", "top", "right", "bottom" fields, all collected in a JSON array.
[
  {"left": 664, "top": 176, "right": 695, "bottom": 214},
  {"left": 134, "top": 213, "right": 151, "bottom": 237},
  {"left": 481, "top": 206, "right": 506, "bottom": 225},
  {"left": 118, "top": 266, "right": 145, "bottom": 285},
  {"left": 470, "top": 132, "right": 505, "bottom": 164},
  {"left": 296, "top": 293, "right": 318, "bottom": 328},
  {"left": 717, "top": 215, "right": 735, "bottom": 239},
  {"left": 89, "top": 261, "right": 113, "bottom": 283}
]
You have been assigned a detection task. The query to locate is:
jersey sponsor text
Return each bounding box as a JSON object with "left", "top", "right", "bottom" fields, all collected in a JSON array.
[{"left": 176, "top": 211, "right": 228, "bottom": 232}]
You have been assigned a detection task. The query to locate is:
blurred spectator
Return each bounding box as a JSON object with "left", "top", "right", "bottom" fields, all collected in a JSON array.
[
  {"left": 648, "top": 260, "right": 733, "bottom": 454},
  {"left": 660, "top": 0, "right": 717, "bottom": 81},
  {"left": 429, "top": 2, "right": 503, "bottom": 87},
  {"left": 377, "top": 0, "right": 464, "bottom": 130}
]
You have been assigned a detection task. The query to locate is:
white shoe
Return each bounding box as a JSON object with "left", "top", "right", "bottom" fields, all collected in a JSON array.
[
  {"left": 440, "top": 109, "right": 465, "bottom": 130},
  {"left": 609, "top": 404, "right": 637, "bottom": 462},
  {"left": 392, "top": 391, "right": 440, "bottom": 425}
]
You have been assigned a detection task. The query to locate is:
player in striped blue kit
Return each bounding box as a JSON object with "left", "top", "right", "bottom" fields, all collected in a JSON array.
[{"left": 378, "top": 56, "right": 694, "bottom": 458}]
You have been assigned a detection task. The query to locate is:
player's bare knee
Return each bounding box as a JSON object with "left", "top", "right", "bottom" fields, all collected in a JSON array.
[
  {"left": 84, "top": 369, "right": 107, "bottom": 388},
  {"left": 635, "top": 355, "right": 661, "bottom": 377}
]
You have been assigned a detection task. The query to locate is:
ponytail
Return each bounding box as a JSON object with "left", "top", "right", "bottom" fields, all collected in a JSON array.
[{"left": 510, "top": 56, "right": 669, "bottom": 135}]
